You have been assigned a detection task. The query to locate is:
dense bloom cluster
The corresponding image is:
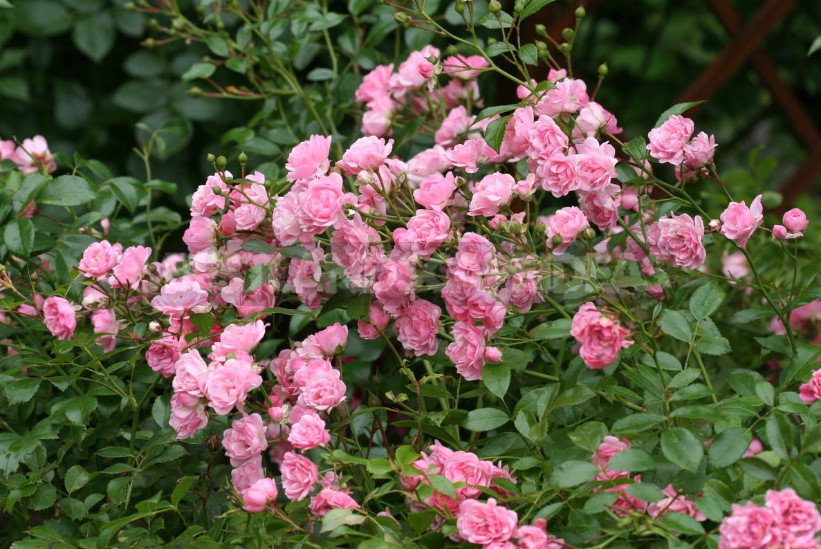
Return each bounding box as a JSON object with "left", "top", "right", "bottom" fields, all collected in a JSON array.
[
  {"left": 719, "top": 489, "right": 821, "bottom": 549},
  {"left": 571, "top": 304, "right": 633, "bottom": 369}
]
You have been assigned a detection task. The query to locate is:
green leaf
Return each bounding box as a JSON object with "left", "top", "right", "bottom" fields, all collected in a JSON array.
[
  {"left": 654, "top": 101, "right": 705, "bottom": 128},
  {"left": 461, "top": 408, "right": 509, "bottom": 431},
  {"left": 766, "top": 413, "right": 795, "bottom": 461},
  {"left": 809, "top": 36, "right": 821, "bottom": 56},
  {"left": 5, "top": 378, "right": 40, "bottom": 404},
  {"left": 518, "top": 43, "right": 538, "bottom": 66},
  {"left": 72, "top": 13, "right": 115, "bottom": 62},
  {"left": 529, "top": 318, "right": 571, "bottom": 339},
  {"left": 568, "top": 421, "right": 608, "bottom": 452},
  {"left": 520, "top": 0, "right": 556, "bottom": 21},
  {"left": 483, "top": 363, "right": 511, "bottom": 399},
  {"left": 669, "top": 368, "right": 701, "bottom": 389},
  {"left": 58, "top": 497, "right": 87, "bottom": 520},
  {"left": 661, "top": 428, "right": 703, "bottom": 472},
  {"left": 625, "top": 482, "right": 665, "bottom": 503},
  {"left": 13, "top": 174, "right": 49, "bottom": 213},
  {"left": 606, "top": 449, "right": 655, "bottom": 472},
  {"left": 730, "top": 308, "right": 772, "bottom": 324},
  {"left": 4, "top": 218, "right": 34, "bottom": 258},
  {"left": 348, "top": 0, "right": 372, "bottom": 15},
  {"left": 659, "top": 310, "right": 692, "bottom": 342},
  {"left": 784, "top": 462, "right": 821, "bottom": 500},
  {"left": 205, "top": 35, "right": 230, "bottom": 57},
  {"left": 182, "top": 62, "right": 216, "bottom": 82},
  {"left": 243, "top": 263, "right": 270, "bottom": 293},
  {"left": 474, "top": 104, "right": 518, "bottom": 122},
  {"left": 30, "top": 484, "right": 57, "bottom": 511},
  {"left": 241, "top": 239, "right": 277, "bottom": 254},
  {"left": 484, "top": 116, "right": 509, "bottom": 154},
  {"left": 659, "top": 512, "right": 705, "bottom": 535},
  {"left": 696, "top": 335, "right": 731, "bottom": 356},
  {"left": 708, "top": 428, "right": 751, "bottom": 468},
  {"left": 321, "top": 508, "right": 366, "bottom": 533},
  {"left": 65, "top": 465, "right": 90, "bottom": 494},
  {"left": 106, "top": 477, "right": 130, "bottom": 504},
  {"left": 689, "top": 281, "right": 724, "bottom": 320},
  {"left": 281, "top": 246, "right": 312, "bottom": 260},
  {"left": 550, "top": 460, "right": 598, "bottom": 488},
  {"left": 307, "top": 68, "right": 336, "bottom": 81},
  {"left": 14, "top": 0, "right": 71, "bottom": 36},
  {"left": 171, "top": 476, "right": 197, "bottom": 506},
  {"left": 428, "top": 474, "right": 456, "bottom": 498},
  {"left": 189, "top": 312, "right": 214, "bottom": 335},
  {"left": 151, "top": 396, "right": 170, "bottom": 428},
  {"left": 38, "top": 175, "right": 96, "bottom": 206},
  {"left": 96, "top": 446, "right": 133, "bottom": 459},
  {"left": 346, "top": 293, "right": 371, "bottom": 320},
  {"left": 107, "top": 177, "right": 141, "bottom": 214}
]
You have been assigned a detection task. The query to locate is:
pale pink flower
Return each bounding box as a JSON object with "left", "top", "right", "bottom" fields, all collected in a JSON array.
[
  {"left": 146, "top": 336, "right": 182, "bottom": 378},
  {"left": 720, "top": 195, "right": 763, "bottom": 247},
  {"left": 231, "top": 455, "right": 264, "bottom": 495},
  {"left": 337, "top": 136, "right": 393, "bottom": 175},
  {"left": 743, "top": 438, "right": 764, "bottom": 458},
  {"left": 330, "top": 214, "right": 382, "bottom": 287},
  {"left": 502, "top": 106, "right": 534, "bottom": 160},
  {"left": 169, "top": 391, "right": 208, "bottom": 439},
  {"left": 413, "top": 172, "right": 457, "bottom": 211},
  {"left": 647, "top": 484, "right": 706, "bottom": 521},
  {"left": 445, "top": 138, "right": 489, "bottom": 174},
  {"left": 719, "top": 502, "right": 781, "bottom": 549},
  {"left": 286, "top": 135, "right": 332, "bottom": 182},
  {"left": 355, "top": 64, "right": 393, "bottom": 103},
  {"left": 535, "top": 78, "right": 588, "bottom": 117},
  {"left": 765, "top": 488, "right": 821, "bottom": 539},
  {"left": 78, "top": 241, "right": 123, "bottom": 280},
  {"left": 457, "top": 498, "right": 518, "bottom": 546},
  {"left": 310, "top": 487, "right": 359, "bottom": 516},
  {"left": 455, "top": 232, "right": 495, "bottom": 275},
  {"left": 151, "top": 279, "right": 210, "bottom": 318},
  {"left": 288, "top": 412, "right": 330, "bottom": 450},
  {"left": 232, "top": 183, "right": 268, "bottom": 232},
  {"left": 390, "top": 48, "right": 438, "bottom": 95},
  {"left": 110, "top": 246, "right": 152, "bottom": 289},
  {"left": 287, "top": 245, "right": 325, "bottom": 311},
  {"left": 575, "top": 137, "right": 618, "bottom": 192},
  {"left": 574, "top": 101, "right": 622, "bottom": 139},
  {"left": 394, "top": 299, "right": 441, "bottom": 357},
  {"left": 298, "top": 172, "right": 350, "bottom": 234},
  {"left": 579, "top": 184, "right": 621, "bottom": 230},
  {"left": 407, "top": 146, "right": 450, "bottom": 185},
  {"left": 280, "top": 451, "right": 319, "bottom": 501},
  {"left": 680, "top": 131, "right": 717, "bottom": 177},
  {"left": 361, "top": 94, "right": 396, "bottom": 137},
  {"left": 373, "top": 258, "right": 414, "bottom": 314},
  {"left": 773, "top": 225, "right": 789, "bottom": 239},
  {"left": 446, "top": 322, "right": 487, "bottom": 381},
  {"left": 299, "top": 369, "right": 346, "bottom": 412},
  {"left": 307, "top": 323, "right": 348, "bottom": 356},
  {"left": 783, "top": 208, "right": 808, "bottom": 235},
  {"left": 220, "top": 277, "right": 276, "bottom": 318},
  {"left": 469, "top": 173, "right": 515, "bottom": 217},
  {"left": 205, "top": 358, "right": 263, "bottom": 415},
  {"left": 15, "top": 135, "right": 56, "bottom": 174},
  {"left": 43, "top": 296, "right": 77, "bottom": 340},
  {"left": 242, "top": 478, "right": 278, "bottom": 512},
  {"left": 546, "top": 206, "right": 589, "bottom": 255},
  {"left": 183, "top": 217, "right": 219, "bottom": 254},
  {"left": 647, "top": 115, "right": 694, "bottom": 165},
  {"left": 223, "top": 413, "right": 268, "bottom": 466},
  {"left": 434, "top": 106, "right": 474, "bottom": 147},
  {"left": 393, "top": 209, "right": 450, "bottom": 259},
  {"left": 91, "top": 309, "right": 118, "bottom": 352},
  {"left": 190, "top": 172, "right": 230, "bottom": 217},
  {"left": 537, "top": 153, "right": 580, "bottom": 197},
  {"left": 442, "top": 54, "right": 489, "bottom": 80},
  {"left": 646, "top": 213, "right": 706, "bottom": 269},
  {"left": 272, "top": 191, "right": 308, "bottom": 247},
  {"left": 212, "top": 320, "right": 266, "bottom": 360},
  {"left": 799, "top": 369, "right": 821, "bottom": 404},
  {"left": 527, "top": 115, "right": 569, "bottom": 165},
  {"left": 172, "top": 350, "right": 210, "bottom": 398},
  {"left": 571, "top": 303, "right": 633, "bottom": 369},
  {"left": 358, "top": 302, "right": 391, "bottom": 340},
  {"left": 592, "top": 435, "right": 631, "bottom": 469}
]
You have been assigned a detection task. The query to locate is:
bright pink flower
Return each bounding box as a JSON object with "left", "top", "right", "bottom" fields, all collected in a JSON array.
[
  {"left": 720, "top": 195, "right": 763, "bottom": 247},
  {"left": 407, "top": 146, "right": 450, "bottom": 185},
  {"left": 242, "top": 478, "right": 278, "bottom": 512},
  {"left": 286, "top": 135, "right": 332, "bottom": 182},
  {"left": 800, "top": 369, "right": 821, "bottom": 404},
  {"left": 469, "top": 173, "right": 515, "bottom": 217},
  {"left": 527, "top": 115, "right": 569, "bottom": 164},
  {"left": 390, "top": 49, "right": 437, "bottom": 95},
  {"left": 743, "top": 438, "right": 764, "bottom": 458},
  {"left": 373, "top": 259, "right": 414, "bottom": 314},
  {"left": 765, "top": 488, "right": 821, "bottom": 539},
  {"left": 575, "top": 137, "right": 618, "bottom": 192},
  {"left": 299, "top": 369, "right": 346, "bottom": 412},
  {"left": 358, "top": 302, "right": 391, "bottom": 340},
  {"left": 212, "top": 320, "right": 266, "bottom": 360},
  {"left": 571, "top": 303, "right": 633, "bottom": 369},
  {"left": 356, "top": 64, "right": 394, "bottom": 103},
  {"left": 220, "top": 277, "right": 276, "bottom": 318},
  {"left": 455, "top": 232, "right": 495, "bottom": 275},
  {"left": 502, "top": 106, "right": 534, "bottom": 160},
  {"left": 205, "top": 358, "right": 263, "bottom": 415},
  {"left": 574, "top": 101, "right": 622, "bottom": 139},
  {"left": 647, "top": 484, "right": 706, "bottom": 521},
  {"left": 43, "top": 296, "right": 77, "bottom": 340},
  {"left": 15, "top": 135, "right": 55, "bottom": 174},
  {"left": 773, "top": 225, "right": 789, "bottom": 239},
  {"left": 457, "top": 498, "right": 518, "bottom": 546},
  {"left": 288, "top": 412, "right": 330, "bottom": 450},
  {"left": 680, "top": 131, "right": 717, "bottom": 178},
  {"left": 146, "top": 336, "right": 182, "bottom": 378},
  {"left": 535, "top": 78, "right": 588, "bottom": 117},
  {"left": 361, "top": 94, "right": 396, "bottom": 137},
  {"left": 169, "top": 391, "right": 208, "bottom": 439},
  {"left": 537, "top": 153, "right": 580, "bottom": 197},
  {"left": 445, "top": 138, "right": 489, "bottom": 174},
  {"left": 310, "top": 487, "right": 360, "bottom": 516},
  {"left": 287, "top": 245, "right": 325, "bottom": 311},
  {"left": 309, "top": 323, "right": 349, "bottom": 356},
  {"left": 331, "top": 214, "right": 382, "bottom": 288},
  {"left": 337, "top": 136, "right": 393, "bottom": 175},
  {"left": 111, "top": 246, "right": 151, "bottom": 289},
  {"left": 91, "top": 309, "right": 118, "bottom": 352},
  {"left": 546, "top": 206, "right": 589, "bottom": 255},
  {"left": 393, "top": 209, "right": 450, "bottom": 259},
  {"left": 442, "top": 54, "right": 489, "bottom": 80},
  {"left": 280, "top": 451, "right": 319, "bottom": 501},
  {"left": 414, "top": 172, "right": 457, "bottom": 211},
  {"left": 579, "top": 183, "right": 621, "bottom": 230},
  {"left": 272, "top": 191, "right": 308, "bottom": 246},
  {"left": 172, "top": 350, "right": 210, "bottom": 398},
  {"left": 719, "top": 502, "right": 781, "bottom": 549},
  {"left": 232, "top": 183, "right": 268, "bottom": 231},
  {"left": 298, "top": 172, "right": 349, "bottom": 234},
  {"left": 646, "top": 213, "right": 706, "bottom": 269},
  {"left": 231, "top": 454, "right": 264, "bottom": 495},
  {"left": 394, "top": 299, "right": 441, "bottom": 357},
  {"left": 151, "top": 279, "right": 210, "bottom": 318},
  {"left": 78, "top": 241, "right": 123, "bottom": 280},
  {"left": 190, "top": 172, "right": 230, "bottom": 217},
  {"left": 647, "top": 115, "right": 694, "bottom": 165},
  {"left": 223, "top": 413, "right": 268, "bottom": 466},
  {"left": 783, "top": 208, "right": 808, "bottom": 235},
  {"left": 518, "top": 519, "right": 564, "bottom": 549},
  {"left": 446, "top": 322, "right": 487, "bottom": 381},
  {"left": 592, "top": 435, "right": 631, "bottom": 469}
]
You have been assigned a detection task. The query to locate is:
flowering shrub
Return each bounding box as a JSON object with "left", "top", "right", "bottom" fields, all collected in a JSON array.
[{"left": 2, "top": 1, "right": 821, "bottom": 548}]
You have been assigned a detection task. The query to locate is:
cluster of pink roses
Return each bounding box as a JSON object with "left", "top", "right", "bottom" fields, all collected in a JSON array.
[
  {"left": 0, "top": 135, "right": 56, "bottom": 176},
  {"left": 719, "top": 489, "right": 821, "bottom": 549},
  {"left": 402, "top": 441, "right": 565, "bottom": 549},
  {"left": 570, "top": 303, "right": 633, "bottom": 369},
  {"left": 647, "top": 114, "right": 716, "bottom": 180}
]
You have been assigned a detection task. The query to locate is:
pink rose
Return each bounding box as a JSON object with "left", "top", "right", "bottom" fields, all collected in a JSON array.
[
  {"left": 765, "top": 488, "right": 821, "bottom": 539},
  {"left": 355, "top": 64, "right": 393, "bottom": 104},
  {"left": 502, "top": 106, "right": 534, "bottom": 160},
  {"left": 298, "top": 172, "right": 349, "bottom": 234},
  {"left": 719, "top": 502, "right": 781, "bottom": 549},
  {"left": 434, "top": 105, "right": 474, "bottom": 147},
  {"left": 457, "top": 498, "right": 518, "bottom": 546},
  {"left": 331, "top": 214, "right": 383, "bottom": 287},
  {"left": 43, "top": 296, "right": 77, "bottom": 340},
  {"left": 647, "top": 484, "right": 706, "bottom": 521},
  {"left": 393, "top": 209, "right": 451, "bottom": 259},
  {"left": 151, "top": 279, "right": 210, "bottom": 318},
  {"left": 446, "top": 322, "right": 487, "bottom": 381},
  {"left": 373, "top": 259, "right": 414, "bottom": 314},
  {"left": 288, "top": 412, "right": 330, "bottom": 450},
  {"left": 78, "top": 241, "right": 123, "bottom": 280},
  {"left": 358, "top": 302, "right": 391, "bottom": 340},
  {"left": 91, "top": 309, "right": 118, "bottom": 352},
  {"left": 280, "top": 451, "right": 319, "bottom": 502},
  {"left": 445, "top": 138, "right": 490, "bottom": 174},
  {"left": 231, "top": 182, "right": 268, "bottom": 232},
  {"left": 571, "top": 303, "right": 633, "bottom": 369},
  {"left": 310, "top": 323, "right": 349, "bottom": 356},
  {"left": 720, "top": 195, "right": 763, "bottom": 247},
  {"left": 298, "top": 369, "right": 346, "bottom": 411},
  {"left": 231, "top": 455, "right": 264, "bottom": 495},
  {"left": 286, "top": 135, "right": 332, "bottom": 182},
  {"left": 579, "top": 184, "right": 621, "bottom": 231},
  {"left": 546, "top": 206, "right": 589, "bottom": 255},
  {"left": 172, "top": 350, "right": 209, "bottom": 397},
  {"left": 220, "top": 277, "right": 276, "bottom": 318},
  {"left": 574, "top": 101, "right": 622, "bottom": 139},
  {"left": 647, "top": 115, "right": 694, "bottom": 164},
  {"left": 575, "top": 138, "right": 618, "bottom": 192},
  {"left": 455, "top": 232, "right": 495, "bottom": 275},
  {"left": 783, "top": 208, "right": 808, "bottom": 234},
  {"left": 468, "top": 173, "right": 515, "bottom": 217},
  {"left": 390, "top": 48, "right": 438, "bottom": 95},
  {"left": 309, "top": 487, "right": 359, "bottom": 516},
  {"left": 272, "top": 191, "right": 308, "bottom": 247},
  {"left": 205, "top": 358, "right": 263, "bottom": 415},
  {"left": 394, "top": 299, "right": 441, "bottom": 357},
  {"left": 413, "top": 172, "right": 457, "bottom": 211},
  {"left": 183, "top": 216, "right": 218, "bottom": 254},
  {"left": 646, "top": 213, "right": 706, "bottom": 269},
  {"left": 773, "top": 225, "right": 789, "bottom": 239},
  {"left": 337, "top": 136, "right": 393, "bottom": 175},
  {"left": 111, "top": 245, "right": 152, "bottom": 289},
  {"left": 442, "top": 54, "right": 489, "bottom": 80},
  {"left": 190, "top": 172, "right": 229, "bottom": 217},
  {"left": 592, "top": 435, "right": 631, "bottom": 469},
  {"left": 212, "top": 320, "right": 266, "bottom": 360},
  {"left": 799, "top": 369, "right": 821, "bottom": 404},
  {"left": 743, "top": 438, "right": 763, "bottom": 458},
  {"left": 242, "top": 478, "right": 278, "bottom": 512},
  {"left": 223, "top": 413, "right": 268, "bottom": 466},
  {"left": 169, "top": 391, "right": 208, "bottom": 439},
  {"left": 527, "top": 115, "right": 569, "bottom": 168},
  {"left": 15, "top": 135, "right": 55, "bottom": 174},
  {"left": 146, "top": 336, "right": 182, "bottom": 378}
]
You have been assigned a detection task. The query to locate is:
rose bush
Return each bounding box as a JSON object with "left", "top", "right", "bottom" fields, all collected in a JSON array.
[{"left": 2, "top": 1, "right": 821, "bottom": 548}]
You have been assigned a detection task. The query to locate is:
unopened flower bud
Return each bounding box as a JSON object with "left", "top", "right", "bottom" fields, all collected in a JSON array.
[
  {"left": 772, "top": 225, "right": 788, "bottom": 240},
  {"left": 206, "top": 153, "right": 216, "bottom": 165},
  {"left": 598, "top": 63, "right": 608, "bottom": 77},
  {"left": 489, "top": 0, "right": 502, "bottom": 13},
  {"left": 535, "top": 24, "right": 547, "bottom": 37},
  {"left": 499, "top": 220, "right": 511, "bottom": 233},
  {"left": 216, "top": 155, "right": 228, "bottom": 171},
  {"left": 238, "top": 151, "right": 248, "bottom": 167},
  {"left": 223, "top": 174, "right": 233, "bottom": 184},
  {"left": 454, "top": 1, "right": 465, "bottom": 14},
  {"left": 575, "top": 6, "right": 586, "bottom": 19},
  {"left": 506, "top": 265, "right": 519, "bottom": 275},
  {"left": 485, "top": 346, "right": 503, "bottom": 362},
  {"left": 123, "top": 2, "right": 136, "bottom": 9},
  {"left": 148, "top": 320, "right": 162, "bottom": 333},
  {"left": 513, "top": 2, "right": 523, "bottom": 15},
  {"left": 205, "top": 435, "right": 221, "bottom": 452},
  {"left": 447, "top": 45, "right": 458, "bottom": 56},
  {"left": 552, "top": 234, "right": 564, "bottom": 246},
  {"left": 187, "top": 87, "right": 204, "bottom": 97},
  {"left": 708, "top": 219, "right": 721, "bottom": 232},
  {"left": 560, "top": 42, "right": 572, "bottom": 53},
  {"left": 268, "top": 406, "right": 285, "bottom": 422},
  {"left": 582, "top": 228, "right": 596, "bottom": 239},
  {"left": 534, "top": 221, "right": 546, "bottom": 232},
  {"left": 141, "top": 37, "right": 155, "bottom": 48},
  {"left": 562, "top": 28, "right": 574, "bottom": 41},
  {"left": 487, "top": 37, "right": 497, "bottom": 45},
  {"left": 761, "top": 191, "right": 783, "bottom": 209},
  {"left": 394, "top": 11, "right": 409, "bottom": 25}
]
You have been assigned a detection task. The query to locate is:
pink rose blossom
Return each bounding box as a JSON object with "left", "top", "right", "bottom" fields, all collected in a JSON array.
[
  {"left": 394, "top": 299, "right": 441, "bottom": 357},
  {"left": 646, "top": 213, "right": 706, "bottom": 269},
  {"left": 574, "top": 102, "right": 622, "bottom": 139},
  {"left": 91, "top": 309, "right": 118, "bottom": 352},
  {"left": 413, "top": 172, "right": 457, "bottom": 211},
  {"left": 502, "top": 106, "right": 534, "bottom": 159},
  {"left": 546, "top": 206, "right": 589, "bottom": 255},
  {"left": 743, "top": 438, "right": 764, "bottom": 458},
  {"left": 183, "top": 217, "right": 219, "bottom": 255},
  {"left": 719, "top": 502, "right": 781, "bottom": 549},
  {"left": 310, "top": 487, "right": 360, "bottom": 516},
  {"left": 212, "top": 320, "right": 266, "bottom": 360},
  {"left": 358, "top": 302, "right": 391, "bottom": 340},
  {"left": 442, "top": 54, "right": 489, "bottom": 80},
  {"left": 220, "top": 277, "right": 276, "bottom": 318},
  {"left": 190, "top": 172, "right": 230, "bottom": 217},
  {"left": 647, "top": 484, "right": 706, "bottom": 521},
  {"left": 169, "top": 391, "right": 208, "bottom": 439},
  {"left": 287, "top": 245, "right": 325, "bottom": 311},
  {"left": 765, "top": 488, "right": 821, "bottom": 539},
  {"left": 298, "top": 172, "right": 350, "bottom": 234},
  {"left": 393, "top": 209, "right": 451, "bottom": 259},
  {"left": 527, "top": 115, "right": 569, "bottom": 166},
  {"left": 720, "top": 195, "right": 763, "bottom": 247},
  {"left": 223, "top": 413, "right": 268, "bottom": 466},
  {"left": 592, "top": 435, "right": 631, "bottom": 469},
  {"left": 205, "top": 358, "right": 263, "bottom": 415},
  {"left": 15, "top": 135, "right": 56, "bottom": 174},
  {"left": 773, "top": 225, "right": 789, "bottom": 239},
  {"left": 355, "top": 64, "right": 393, "bottom": 104},
  {"left": 457, "top": 498, "right": 518, "bottom": 546},
  {"left": 299, "top": 369, "right": 346, "bottom": 412},
  {"left": 146, "top": 336, "right": 182, "bottom": 378},
  {"left": 152, "top": 279, "right": 210, "bottom": 318},
  {"left": 231, "top": 455, "right": 264, "bottom": 495},
  {"left": 373, "top": 259, "right": 414, "bottom": 314},
  {"left": 337, "top": 136, "right": 393, "bottom": 175},
  {"left": 537, "top": 153, "right": 580, "bottom": 197},
  {"left": 172, "top": 350, "right": 210, "bottom": 398},
  {"left": 468, "top": 173, "right": 515, "bottom": 217},
  {"left": 800, "top": 369, "right": 821, "bottom": 404},
  {"left": 455, "top": 232, "right": 496, "bottom": 275},
  {"left": 231, "top": 182, "right": 268, "bottom": 232},
  {"left": 434, "top": 106, "right": 474, "bottom": 147},
  {"left": 242, "top": 478, "right": 278, "bottom": 512},
  {"left": 110, "top": 246, "right": 152, "bottom": 289},
  {"left": 575, "top": 137, "right": 618, "bottom": 192},
  {"left": 78, "top": 241, "right": 123, "bottom": 280},
  {"left": 288, "top": 412, "right": 330, "bottom": 450},
  {"left": 43, "top": 296, "right": 77, "bottom": 340},
  {"left": 309, "top": 323, "right": 349, "bottom": 356},
  {"left": 446, "top": 322, "right": 487, "bottom": 381},
  {"left": 280, "top": 451, "right": 319, "bottom": 502},
  {"left": 445, "top": 138, "right": 489, "bottom": 174},
  {"left": 535, "top": 78, "right": 588, "bottom": 117},
  {"left": 571, "top": 303, "right": 633, "bottom": 369},
  {"left": 783, "top": 208, "right": 808, "bottom": 235},
  {"left": 286, "top": 135, "right": 332, "bottom": 182},
  {"left": 579, "top": 184, "right": 621, "bottom": 230},
  {"left": 272, "top": 191, "right": 309, "bottom": 246},
  {"left": 647, "top": 115, "right": 694, "bottom": 164}
]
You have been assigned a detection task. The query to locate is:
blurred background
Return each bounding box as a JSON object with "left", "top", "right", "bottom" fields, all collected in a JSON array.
[{"left": 0, "top": 0, "right": 818, "bottom": 210}]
